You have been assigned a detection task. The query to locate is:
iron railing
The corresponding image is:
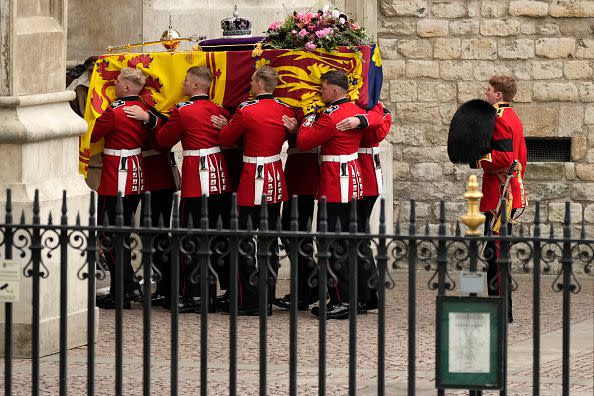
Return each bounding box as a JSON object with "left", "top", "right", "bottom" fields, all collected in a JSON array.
[{"left": 0, "top": 189, "right": 592, "bottom": 395}]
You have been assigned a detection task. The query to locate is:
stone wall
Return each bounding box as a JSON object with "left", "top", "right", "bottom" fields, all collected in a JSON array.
[{"left": 378, "top": 0, "right": 594, "bottom": 237}]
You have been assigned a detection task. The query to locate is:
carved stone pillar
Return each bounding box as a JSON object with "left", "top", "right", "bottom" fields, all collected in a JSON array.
[{"left": 0, "top": 0, "right": 94, "bottom": 357}]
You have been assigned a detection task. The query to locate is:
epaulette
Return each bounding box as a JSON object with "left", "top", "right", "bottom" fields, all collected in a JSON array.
[
  {"left": 238, "top": 99, "right": 259, "bottom": 109},
  {"left": 110, "top": 100, "right": 125, "bottom": 109},
  {"left": 176, "top": 101, "right": 192, "bottom": 109},
  {"left": 274, "top": 98, "right": 292, "bottom": 108},
  {"left": 324, "top": 105, "right": 339, "bottom": 114},
  {"left": 302, "top": 114, "right": 317, "bottom": 127},
  {"left": 496, "top": 107, "right": 506, "bottom": 117}
]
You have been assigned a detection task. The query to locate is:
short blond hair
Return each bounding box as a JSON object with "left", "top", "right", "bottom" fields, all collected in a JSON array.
[
  {"left": 254, "top": 66, "right": 278, "bottom": 92},
  {"left": 187, "top": 66, "right": 212, "bottom": 85},
  {"left": 119, "top": 67, "right": 146, "bottom": 88}
]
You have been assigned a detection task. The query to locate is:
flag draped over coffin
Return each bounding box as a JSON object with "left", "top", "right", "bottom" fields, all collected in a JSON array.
[{"left": 79, "top": 44, "right": 383, "bottom": 176}]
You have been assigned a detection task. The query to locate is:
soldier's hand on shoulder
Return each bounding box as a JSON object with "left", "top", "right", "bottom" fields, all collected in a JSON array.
[
  {"left": 123, "top": 105, "right": 150, "bottom": 122},
  {"left": 211, "top": 114, "right": 228, "bottom": 130},
  {"left": 282, "top": 115, "right": 298, "bottom": 134},
  {"left": 336, "top": 116, "right": 361, "bottom": 131}
]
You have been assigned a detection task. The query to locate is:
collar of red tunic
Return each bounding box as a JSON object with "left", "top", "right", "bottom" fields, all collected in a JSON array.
[
  {"left": 255, "top": 93, "right": 274, "bottom": 100},
  {"left": 330, "top": 97, "right": 349, "bottom": 106},
  {"left": 119, "top": 95, "right": 141, "bottom": 101},
  {"left": 190, "top": 95, "right": 210, "bottom": 101},
  {"left": 493, "top": 102, "right": 510, "bottom": 109}
]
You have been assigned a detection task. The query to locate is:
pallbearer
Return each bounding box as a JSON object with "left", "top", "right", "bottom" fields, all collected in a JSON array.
[
  {"left": 91, "top": 67, "right": 161, "bottom": 308},
  {"left": 155, "top": 66, "right": 232, "bottom": 312},
  {"left": 213, "top": 65, "right": 296, "bottom": 315}
]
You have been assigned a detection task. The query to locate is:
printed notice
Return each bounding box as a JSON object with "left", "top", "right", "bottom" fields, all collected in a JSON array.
[
  {"left": 448, "top": 312, "right": 490, "bottom": 373},
  {"left": 0, "top": 260, "right": 21, "bottom": 303}
]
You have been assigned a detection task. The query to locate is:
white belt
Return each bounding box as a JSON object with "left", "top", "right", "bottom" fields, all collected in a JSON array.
[
  {"left": 287, "top": 147, "right": 319, "bottom": 155},
  {"left": 182, "top": 147, "right": 221, "bottom": 197},
  {"left": 319, "top": 152, "right": 358, "bottom": 203},
  {"left": 359, "top": 147, "right": 383, "bottom": 195},
  {"left": 243, "top": 155, "right": 281, "bottom": 205},
  {"left": 182, "top": 147, "right": 221, "bottom": 157},
  {"left": 103, "top": 148, "right": 142, "bottom": 196},
  {"left": 142, "top": 149, "right": 160, "bottom": 158}
]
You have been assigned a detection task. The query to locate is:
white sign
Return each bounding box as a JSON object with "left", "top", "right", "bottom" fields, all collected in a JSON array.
[
  {"left": 460, "top": 272, "right": 485, "bottom": 295},
  {"left": 448, "top": 312, "right": 490, "bottom": 373},
  {"left": 0, "top": 260, "right": 21, "bottom": 303}
]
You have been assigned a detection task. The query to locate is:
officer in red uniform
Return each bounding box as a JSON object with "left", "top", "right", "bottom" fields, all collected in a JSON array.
[
  {"left": 91, "top": 67, "right": 160, "bottom": 308},
  {"left": 335, "top": 101, "right": 393, "bottom": 311},
  {"left": 479, "top": 75, "right": 527, "bottom": 323},
  {"left": 273, "top": 112, "right": 320, "bottom": 311},
  {"left": 147, "top": 66, "right": 232, "bottom": 312},
  {"left": 294, "top": 69, "right": 369, "bottom": 320},
  {"left": 213, "top": 65, "right": 295, "bottom": 315}
]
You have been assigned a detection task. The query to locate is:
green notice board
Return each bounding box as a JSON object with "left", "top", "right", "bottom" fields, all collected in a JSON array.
[{"left": 436, "top": 296, "right": 502, "bottom": 390}]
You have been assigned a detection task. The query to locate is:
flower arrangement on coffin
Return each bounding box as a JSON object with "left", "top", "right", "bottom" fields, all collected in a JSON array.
[{"left": 264, "top": 5, "right": 371, "bottom": 52}]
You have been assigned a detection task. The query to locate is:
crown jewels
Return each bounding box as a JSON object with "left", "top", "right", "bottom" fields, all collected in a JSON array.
[{"left": 221, "top": 5, "right": 252, "bottom": 37}]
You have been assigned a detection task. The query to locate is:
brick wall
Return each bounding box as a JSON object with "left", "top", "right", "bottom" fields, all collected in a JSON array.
[{"left": 377, "top": 0, "right": 594, "bottom": 237}]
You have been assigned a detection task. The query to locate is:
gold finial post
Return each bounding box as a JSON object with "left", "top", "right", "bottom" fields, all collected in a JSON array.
[{"left": 460, "top": 175, "right": 486, "bottom": 236}]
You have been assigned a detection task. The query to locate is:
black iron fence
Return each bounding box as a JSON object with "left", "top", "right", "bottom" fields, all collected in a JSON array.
[{"left": 0, "top": 189, "right": 592, "bottom": 395}]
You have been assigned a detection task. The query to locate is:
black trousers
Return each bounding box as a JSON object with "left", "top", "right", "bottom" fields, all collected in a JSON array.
[
  {"left": 484, "top": 210, "right": 515, "bottom": 314},
  {"left": 280, "top": 195, "right": 318, "bottom": 304},
  {"left": 356, "top": 196, "right": 379, "bottom": 305},
  {"left": 97, "top": 194, "right": 141, "bottom": 295},
  {"left": 180, "top": 194, "right": 229, "bottom": 300},
  {"left": 321, "top": 202, "right": 356, "bottom": 304},
  {"left": 237, "top": 203, "right": 282, "bottom": 307},
  {"left": 140, "top": 189, "right": 175, "bottom": 298}
]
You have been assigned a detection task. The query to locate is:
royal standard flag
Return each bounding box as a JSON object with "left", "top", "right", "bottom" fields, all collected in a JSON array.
[{"left": 79, "top": 46, "right": 382, "bottom": 176}]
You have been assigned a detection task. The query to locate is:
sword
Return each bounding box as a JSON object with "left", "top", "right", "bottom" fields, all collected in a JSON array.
[{"left": 480, "top": 160, "right": 519, "bottom": 258}]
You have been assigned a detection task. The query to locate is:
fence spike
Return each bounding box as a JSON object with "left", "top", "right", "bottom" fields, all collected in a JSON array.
[
  {"left": 581, "top": 217, "right": 586, "bottom": 240},
  {"left": 379, "top": 198, "right": 386, "bottom": 235},
  {"left": 115, "top": 192, "right": 124, "bottom": 227},
  {"left": 142, "top": 192, "right": 152, "bottom": 227},
  {"left": 215, "top": 215, "right": 223, "bottom": 230},
  {"left": 519, "top": 223, "right": 525, "bottom": 238},
  {"left": 89, "top": 191, "right": 96, "bottom": 223},
  {"left": 305, "top": 216, "right": 312, "bottom": 233},
  {"left": 439, "top": 200, "right": 446, "bottom": 237},
  {"left": 290, "top": 195, "right": 298, "bottom": 232},
  {"left": 275, "top": 216, "right": 282, "bottom": 232},
  {"left": 500, "top": 198, "right": 508, "bottom": 236},
  {"left": 20, "top": 210, "right": 26, "bottom": 225},
  {"left": 424, "top": 220, "right": 430, "bottom": 236},
  {"left": 259, "top": 195, "right": 268, "bottom": 231},
  {"left": 158, "top": 213, "right": 164, "bottom": 228},
  {"left": 563, "top": 201, "right": 571, "bottom": 239},
  {"left": 455, "top": 221, "right": 461, "bottom": 237},
  {"left": 129, "top": 209, "right": 136, "bottom": 228},
  {"left": 48, "top": 212, "right": 53, "bottom": 225},
  {"left": 200, "top": 194, "right": 209, "bottom": 230},
  {"left": 76, "top": 212, "right": 81, "bottom": 226},
  {"left": 61, "top": 190, "right": 68, "bottom": 225},
  {"left": 549, "top": 222, "right": 554, "bottom": 239},
  {"left": 349, "top": 197, "right": 357, "bottom": 234},
  {"left": 246, "top": 214, "right": 253, "bottom": 231},
  {"left": 230, "top": 193, "right": 238, "bottom": 231},
  {"left": 409, "top": 200, "right": 416, "bottom": 235},
  {"left": 534, "top": 201, "right": 540, "bottom": 225},
  {"left": 171, "top": 194, "right": 180, "bottom": 229},
  {"left": 335, "top": 217, "right": 342, "bottom": 233},
  {"left": 187, "top": 214, "right": 194, "bottom": 229},
  {"left": 319, "top": 197, "right": 327, "bottom": 233},
  {"left": 5, "top": 188, "right": 12, "bottom": 223},
  {"left": 33, "top": 189, "right": 40, "bottom": 224}
]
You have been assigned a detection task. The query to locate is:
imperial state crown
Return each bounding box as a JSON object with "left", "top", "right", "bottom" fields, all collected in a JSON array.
[{"left": 221, "top": 5, "right": 252, "bottom": 37}]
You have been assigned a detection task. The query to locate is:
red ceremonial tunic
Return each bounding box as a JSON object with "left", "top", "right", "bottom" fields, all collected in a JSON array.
[
  {"left": 156, "top": 95, "right": 231, "bottom": 198},
  {"left": 284, "top": 134, "right": 320, "bottom": 197},
  {"left": 219, "top": 94, "right": 294, "bottom": 207},
  {"left": 478, "top": 102, "right": 527, "bottom": 212},
  {"left": 221, "top": 144, "right": 243, "bottom": 193},
  {"left": 91, "top": 95, "right": 157, "bottom": 196},
  {"left": 358, "top": 102, "right": 392, "bottom": 197},
  {"left": 296, "top": 98, "right": 366, "bottom": 203},
  {"left": 142, "top": 131, "right": 179, "bottom": 192}
]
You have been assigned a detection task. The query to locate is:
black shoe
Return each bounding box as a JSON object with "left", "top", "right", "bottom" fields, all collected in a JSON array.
[
  {"left": 96, "top": 295, "right": 131, "bottom": 309},
  {"left": 150, "top": 293, "right": 167, "bottom": 306},
  {"left": 366, "top": 292, "right": 378, "bottom": 311},
  {"left": 222, "top": 304, "right": 271, "bottom": 316},
  {"left": 216, "top": 291, "right": 230, "bottom": 309},
  {"left": 357, "top": 301, "right": 368, "bottom": 315},
  {"left": 508, "top": 314, "right": 514, "bottom": 324},
  {"left": 127, "top": 288, "right": 143, "bottom": 303},
  {"left": 193, "top": 297, "right": 217, "bottom": 314},
  {"left": 272, "top": 294, "right": 309, "bottom": 311},
  {"left": 312, "top": 302, "right": 350, "bottom": 320},
  {"left": 163, "top": 298, "right": 198, "bottom": 313}
]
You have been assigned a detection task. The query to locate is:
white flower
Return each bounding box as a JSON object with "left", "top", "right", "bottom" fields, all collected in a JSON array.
[
  {"left": 339, "top": 17, "right": 346, "bottom": 24},
  {"left": 322, "top": 4, "right": 330, "bottom": 14},
  {"left": 332, "top": 9, "right": 340, "bottom": 19}
]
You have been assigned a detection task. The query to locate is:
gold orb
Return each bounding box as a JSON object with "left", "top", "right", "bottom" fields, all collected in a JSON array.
[{"left": 161, "top": 27, "right": 182, "bottom": 51}]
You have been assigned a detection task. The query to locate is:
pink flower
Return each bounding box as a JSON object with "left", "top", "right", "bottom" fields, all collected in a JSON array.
[
  {"left": 351, "top": 22, "right": 361, "bottom": 31},
  {"left": 268, "top": 21, "right": 281, "bottom": 31},
  {"left": 305, "top": 41, "right": 317, "bottom": 51},
  {"left": 298, "top": 29, "right": 308, "bottom": 38},
  {"left": 296, "top": 10, "right": 307, "bottom": 21},
  {"left": 315, "top": 27, "right": 333, "bottom": 38}
]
